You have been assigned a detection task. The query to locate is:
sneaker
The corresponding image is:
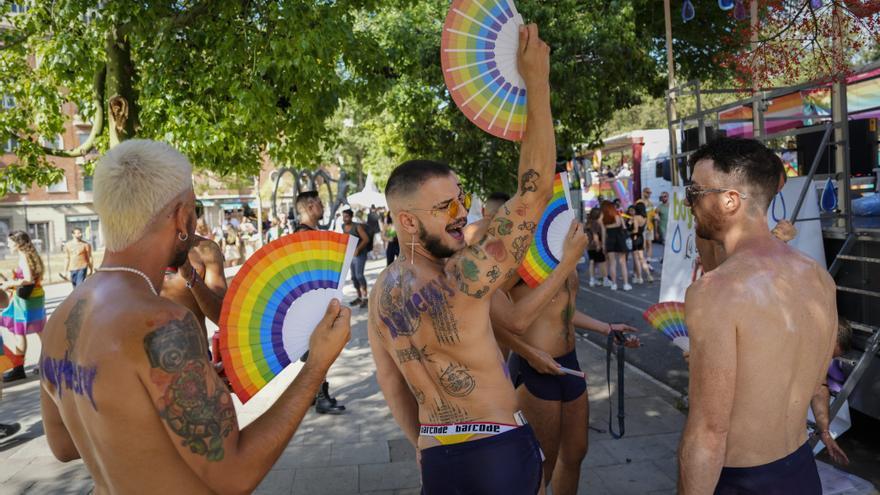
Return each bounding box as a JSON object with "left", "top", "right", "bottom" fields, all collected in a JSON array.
[
  {"left": 359, "top": 299, "right": 368, "bottom": 309},
  {"left": 0, "top": 422, "right": 21, "bottom": 440},
  {"left": 633, "top": 277, "right": 643, "bottom": 284},
  {"left": 348, "top": 297, "right": 362, "bottom": 306},
  {"left": 603, "top": 278, "right": 613, "bottom": 287},
  {"left": 610, "top": 283, "right": 618, "bottom": 291},
  {"left": 647, "top": 274, "right": 655, "bottom": 283},
  {"left": 589, "top": 277, "right": 597, "bottom": 287},
  {"left": 2, "top": 366, "right": 25, "bottom": 383},
  {"left": 623, "top": 283, "right": 633, "bottom": 291}
]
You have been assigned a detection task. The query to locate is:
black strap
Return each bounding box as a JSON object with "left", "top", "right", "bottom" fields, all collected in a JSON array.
[{"left": 606, "top": 330, "right": 626, "bottom": 439}]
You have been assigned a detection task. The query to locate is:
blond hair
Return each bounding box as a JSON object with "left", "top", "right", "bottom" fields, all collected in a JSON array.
[{"left": 93, "top": 139, "right": 193, "bottom": 252}]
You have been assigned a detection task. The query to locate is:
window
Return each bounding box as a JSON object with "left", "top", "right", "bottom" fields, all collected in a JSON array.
[
  {"left": 83, "top": 174, "right": 93, "bottom": 192},
  {"left": 10, "top": 3, "right": 27, "bottom": 14},
  {"left": 41, "top": 134, "right": 64, "bottom": 150},
  {"left": 66, "top": 215, "right": 101, "bottom": 249},
  {"left": 47, "top": 177, "right": 68, "bottom": 193},
  {"left": 4, "top": 137, "right": 17, "bottom": 153},
  {"left": 77, "top": 131, "right": 91, "bottom": 147},
  {"left": 2, "top": 95, "right": 14, "bottom": 109}
]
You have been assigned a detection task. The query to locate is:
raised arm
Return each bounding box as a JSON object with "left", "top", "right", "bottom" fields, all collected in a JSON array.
[
  {"left": 490, "top": 221, "right": 586, "bottom": 334},
  {"left": 182, "top": 240, "right": 227, "bottom": 325},
  {"left": 138, "top": 300, "right": 350, "bottom": 495},
  {"left": 447, "top": 24, "right": 555, "bottom": 298},
  {"left": 678, "top": 280, "right": 736, "bottom": 494}
]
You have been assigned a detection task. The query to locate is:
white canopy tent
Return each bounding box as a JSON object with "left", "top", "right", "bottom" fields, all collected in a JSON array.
[{"left": 347, "top": 173, "right": 387, "bottom": 209}]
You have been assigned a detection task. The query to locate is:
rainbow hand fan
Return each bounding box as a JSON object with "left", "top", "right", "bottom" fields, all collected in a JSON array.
[
  {"left": 518, "top": 173, "right": 575, "bottom": 288},
  {"left": 219, "top": 230, "right": 357, "bottom": 403},
  {"left": 642, "top": 302, "right": 689, "bottom": 352},
  {"left": 441, "top": 0, "right": 527, "bottom": 141}
]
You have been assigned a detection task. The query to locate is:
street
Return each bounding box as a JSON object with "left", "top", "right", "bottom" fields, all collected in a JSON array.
[{"left": 0, "top": 256, "right": 876, "bottom": 494}]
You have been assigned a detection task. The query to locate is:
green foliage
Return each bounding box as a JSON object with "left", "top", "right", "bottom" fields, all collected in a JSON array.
[{"left": 0, "top": 0, "right": 388, "bottom": 195}]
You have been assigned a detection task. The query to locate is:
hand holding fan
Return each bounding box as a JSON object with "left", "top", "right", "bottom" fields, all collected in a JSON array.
[
  {"left": 642, "top": 302, "right": 689, "bottom": 352},
  {"left": 518, "top": 173, "right": 575, "bottom": 288},
  {"left": 441, "top": 0, "right": 527, "bottom": 141},
  {"left": 219, "top": 231, "right": 357, "bottom": 403}
]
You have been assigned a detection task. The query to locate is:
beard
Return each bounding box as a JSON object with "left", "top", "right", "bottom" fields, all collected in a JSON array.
[
  {"left": 694, "top": 203, "right": 725, "bottom": 240},
  {"left": 418, "top": 221, "right": 458, "bottom": 259}
]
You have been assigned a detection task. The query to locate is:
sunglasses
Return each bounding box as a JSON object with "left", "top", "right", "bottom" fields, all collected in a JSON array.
[
  {"left": 410, "top": 193, "right": 472, "bottom": 220},
  {"left": 684, "top": 185, "right": 748, "bottom": 205}
]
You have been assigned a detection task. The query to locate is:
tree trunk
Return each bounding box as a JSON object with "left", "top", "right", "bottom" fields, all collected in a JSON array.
[{"left": 105, "top": 25, "right": 139, "bottom": 146}]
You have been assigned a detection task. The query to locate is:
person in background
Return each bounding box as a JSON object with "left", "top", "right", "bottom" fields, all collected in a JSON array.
[
  {"left": 656, "top": 191, "right": 670, "bottom": 245},
  {"left": 462, "top": 191, "right": 510, "bottom": 245},
  {"left": 601, "top": 201, "right": 631, "bottom": 291},
  {"left": 64, "top": 228, "right": 93, "bottom": 288},
  {"left": 221, "top": 224, "right": 242, "bottom": 268},
  {"left": 366, "top": 205, "right": 382, "bottom": 259},
  {"left": 629, "top": 203, "right": 653, "bottom": 284},
  {"left": 0, "top": 289, "right": 20, "bottom": 438},
  {"left": 383, "top": 212, "right": 399, "bottom": 265},
  {"left": 1, "top": 231, "right": 46, "bottom": 382},
  {"left": 341, "top": 209, "right": 370, "bottom": 308},
  {"left": 638, "top": 187, "right": 656, "bottom": 262},
  {"left": 585, "top": 208, "right": 609, "bottom": 287},
  {"left": 294, "top": 191, "right": 347, "bottom": 415}
]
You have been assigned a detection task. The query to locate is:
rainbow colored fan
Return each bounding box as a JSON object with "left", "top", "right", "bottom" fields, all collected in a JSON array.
[
  {"left": 441, "top": 0, "right": 527, "bottom": 141},
  {"left": 642, "top": 302, "right": 689, "bottom": 352},
  {"left": 518, "top": 173, "right": 574, "bottom": 288},
  {"left": 219, "top": 231, "right": 357, "bottom": 403}
]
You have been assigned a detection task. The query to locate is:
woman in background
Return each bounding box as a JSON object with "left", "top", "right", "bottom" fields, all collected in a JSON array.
[
  {"left": 1, "top": 231, "right": 46, "bottom": 383},
  {"left": 601, "top": 201, "right": 631, "bottom": 291},
  {"left": 585, "top": 208, "right": 609, "bottom": 287},
  {"left": 629, "top": 203, "right": 653, "bottom": 284},
  {"left": 221, "top": 224, "right": 242, "bottom": 268}
]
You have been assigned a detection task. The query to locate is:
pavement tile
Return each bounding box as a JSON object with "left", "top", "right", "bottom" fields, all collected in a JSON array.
[
  {"left": 275, "top": 444, "right": 331, "bottom": 469},
  {"left": 388, "top": 438, "right": 416, "bottom": 463},
  {"left": 292, "top": 465, "right": 358, "bottom": 495},
  {"left": 255, "top": 469, "right": 295, "bottom": 495},
  {"left": 358, "top": 461, "right": 421, "bottom": 492},
  {"left": 592, "top": 460, "right": 676, "bottom": 495},
  {"left": 593, "top": 432, "right": 680, "bottom": 464},
  {"left": 330, "top": 441, "right": 390, "bottom": 466},
  {"left": 582, "top": 440, "right": 620, "bottom": 468},
  {"left": 576, "top": 471, "right": 612, "bottom": 495}
]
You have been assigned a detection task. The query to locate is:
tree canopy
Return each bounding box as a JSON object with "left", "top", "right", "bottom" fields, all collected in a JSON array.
[
  {"left": 0, "top": 0, "right": 756, "bottom": 196},
  {"left": 0, "top": 0, "right": 388, "bottom": 193}
]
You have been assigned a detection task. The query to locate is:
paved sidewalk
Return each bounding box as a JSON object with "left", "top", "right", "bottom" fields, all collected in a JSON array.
[{"left": 0, "top": 259, "right": 876, "bottom": 494}]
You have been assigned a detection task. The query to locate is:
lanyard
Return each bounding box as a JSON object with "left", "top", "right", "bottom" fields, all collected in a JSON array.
[{"left": 606, "top": 329, "right": 626, "bottom": 439}]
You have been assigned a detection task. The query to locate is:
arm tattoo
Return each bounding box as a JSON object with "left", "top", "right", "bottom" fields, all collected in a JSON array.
[
  {"left": 512, "top": 234, "right": 531, "bottom": 262},
  {"left": 484, "top": 239, "right": 508, "bottom": 262},
  {"left": 486, "top": 265, "right": 501, "bottom": 284},
  {"left": 520, "top": 169, "right": 539, "bottom": 195},
  {"left": 438, "top": 362, "right": 476, "bottom": 398},
  {"left": 409, "top": 384, "right": 426, "bottom": 405},
  {"left": 144, "top": 314, "right": 235, "bottom": 462},
  {"left": 450, "top": 260, "right": 490, "bottom": 299},
  {"left": 517, "top": 221, "right": 537, "bottom": 234},
  {"left": 493, "top": 217, "right": 513, "bottom": 236}
]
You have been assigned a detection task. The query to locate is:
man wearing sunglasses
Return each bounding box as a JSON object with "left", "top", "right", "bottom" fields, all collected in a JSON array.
[
  {"left": 678, "top": 137, "right": 836, "bottom": 495},
  {"left": 369, "top": 24, "right": 556, "bottom": 495}
]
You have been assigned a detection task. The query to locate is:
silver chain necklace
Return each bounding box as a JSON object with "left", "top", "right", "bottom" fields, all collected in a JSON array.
[{"left": 95, "top": 266, "right": 158, "bottom": 296}]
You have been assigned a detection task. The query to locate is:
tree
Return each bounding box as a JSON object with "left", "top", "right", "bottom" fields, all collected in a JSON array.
[{"left": 0, "top": 1, "right": 388, "bottom": 194}]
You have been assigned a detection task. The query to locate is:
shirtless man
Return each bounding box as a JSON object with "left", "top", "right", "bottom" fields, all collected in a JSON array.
[
  {"left": 64, "top": 228, "right": 93, "bottom": 287},
  {"left": 678, "top": 137, "right": 837, "bottom": 494},
  {"left": 368, "top": 24, "right": 554, "bottom": 494},
  {"left": 160, "top": 200, "right": 227, "bottom": 334},
  {"left": 493, "top": 220, "right": 638, "bottom": 495},
  {"left": 463, "top": 191, "right": 511, "bottom": 245},
  {"left": 39, "top": 139, "right": 351, "bottom": 495}
]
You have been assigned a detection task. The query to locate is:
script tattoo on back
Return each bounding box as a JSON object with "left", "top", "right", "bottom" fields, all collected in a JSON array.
[
  {"left": 396, "top": 344, "right": 433, "bottom": 364},
  {"left": 379, "top": 267, "right": 460, "bottom": 344},
  {"left": 428, "top": 397, "right": 472, "bottom": 424},
  {"left": 144, "top": 313, "right": 235, "bottom": 462},
  {"left": 438, "top": 362, "right": 476, "bottom": 398}
]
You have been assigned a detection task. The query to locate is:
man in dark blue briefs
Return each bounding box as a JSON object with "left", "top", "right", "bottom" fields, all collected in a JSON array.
[
  {"left": 369, "top": 24, "right": 556, "bottom": 495},
  {"left": 678, "top": 137, "right": 837, "bottom": 494}
]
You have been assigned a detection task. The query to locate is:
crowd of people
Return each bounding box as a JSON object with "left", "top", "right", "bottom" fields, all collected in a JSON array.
[{"left": 0, "top": 22, "right": 851, "bottom": 495}]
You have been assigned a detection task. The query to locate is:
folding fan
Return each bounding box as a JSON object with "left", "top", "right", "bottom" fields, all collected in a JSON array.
[
  {"left": 642, "top": 302, "right": 689, "bottom": 352},
  {"left": 441, "top": 0, "right": 527, "bottom": 141},
  {"left": 219, "top": 230, "right": 357, "bottom": 403},
  {"left": 518, "top": 173, "right": 574, "bottom": 288}
]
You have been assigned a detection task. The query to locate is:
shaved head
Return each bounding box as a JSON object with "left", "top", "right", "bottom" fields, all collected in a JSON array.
[{"left": 385, "top": 160, "right": 454, "bottom": 211}]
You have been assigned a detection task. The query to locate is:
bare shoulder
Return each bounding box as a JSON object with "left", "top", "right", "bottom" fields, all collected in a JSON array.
[{"left": 194, "top": 237, "right": 223, "bottom": 263}]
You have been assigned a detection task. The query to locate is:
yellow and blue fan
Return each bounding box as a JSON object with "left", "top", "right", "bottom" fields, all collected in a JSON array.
[{"left": 219, "top": 230, "right": 357, "bottom": 403}]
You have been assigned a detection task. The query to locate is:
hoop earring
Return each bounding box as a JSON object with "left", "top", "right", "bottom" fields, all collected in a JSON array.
[{"left": 178, "top": 232, "right": 189, "bottom": 242}]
